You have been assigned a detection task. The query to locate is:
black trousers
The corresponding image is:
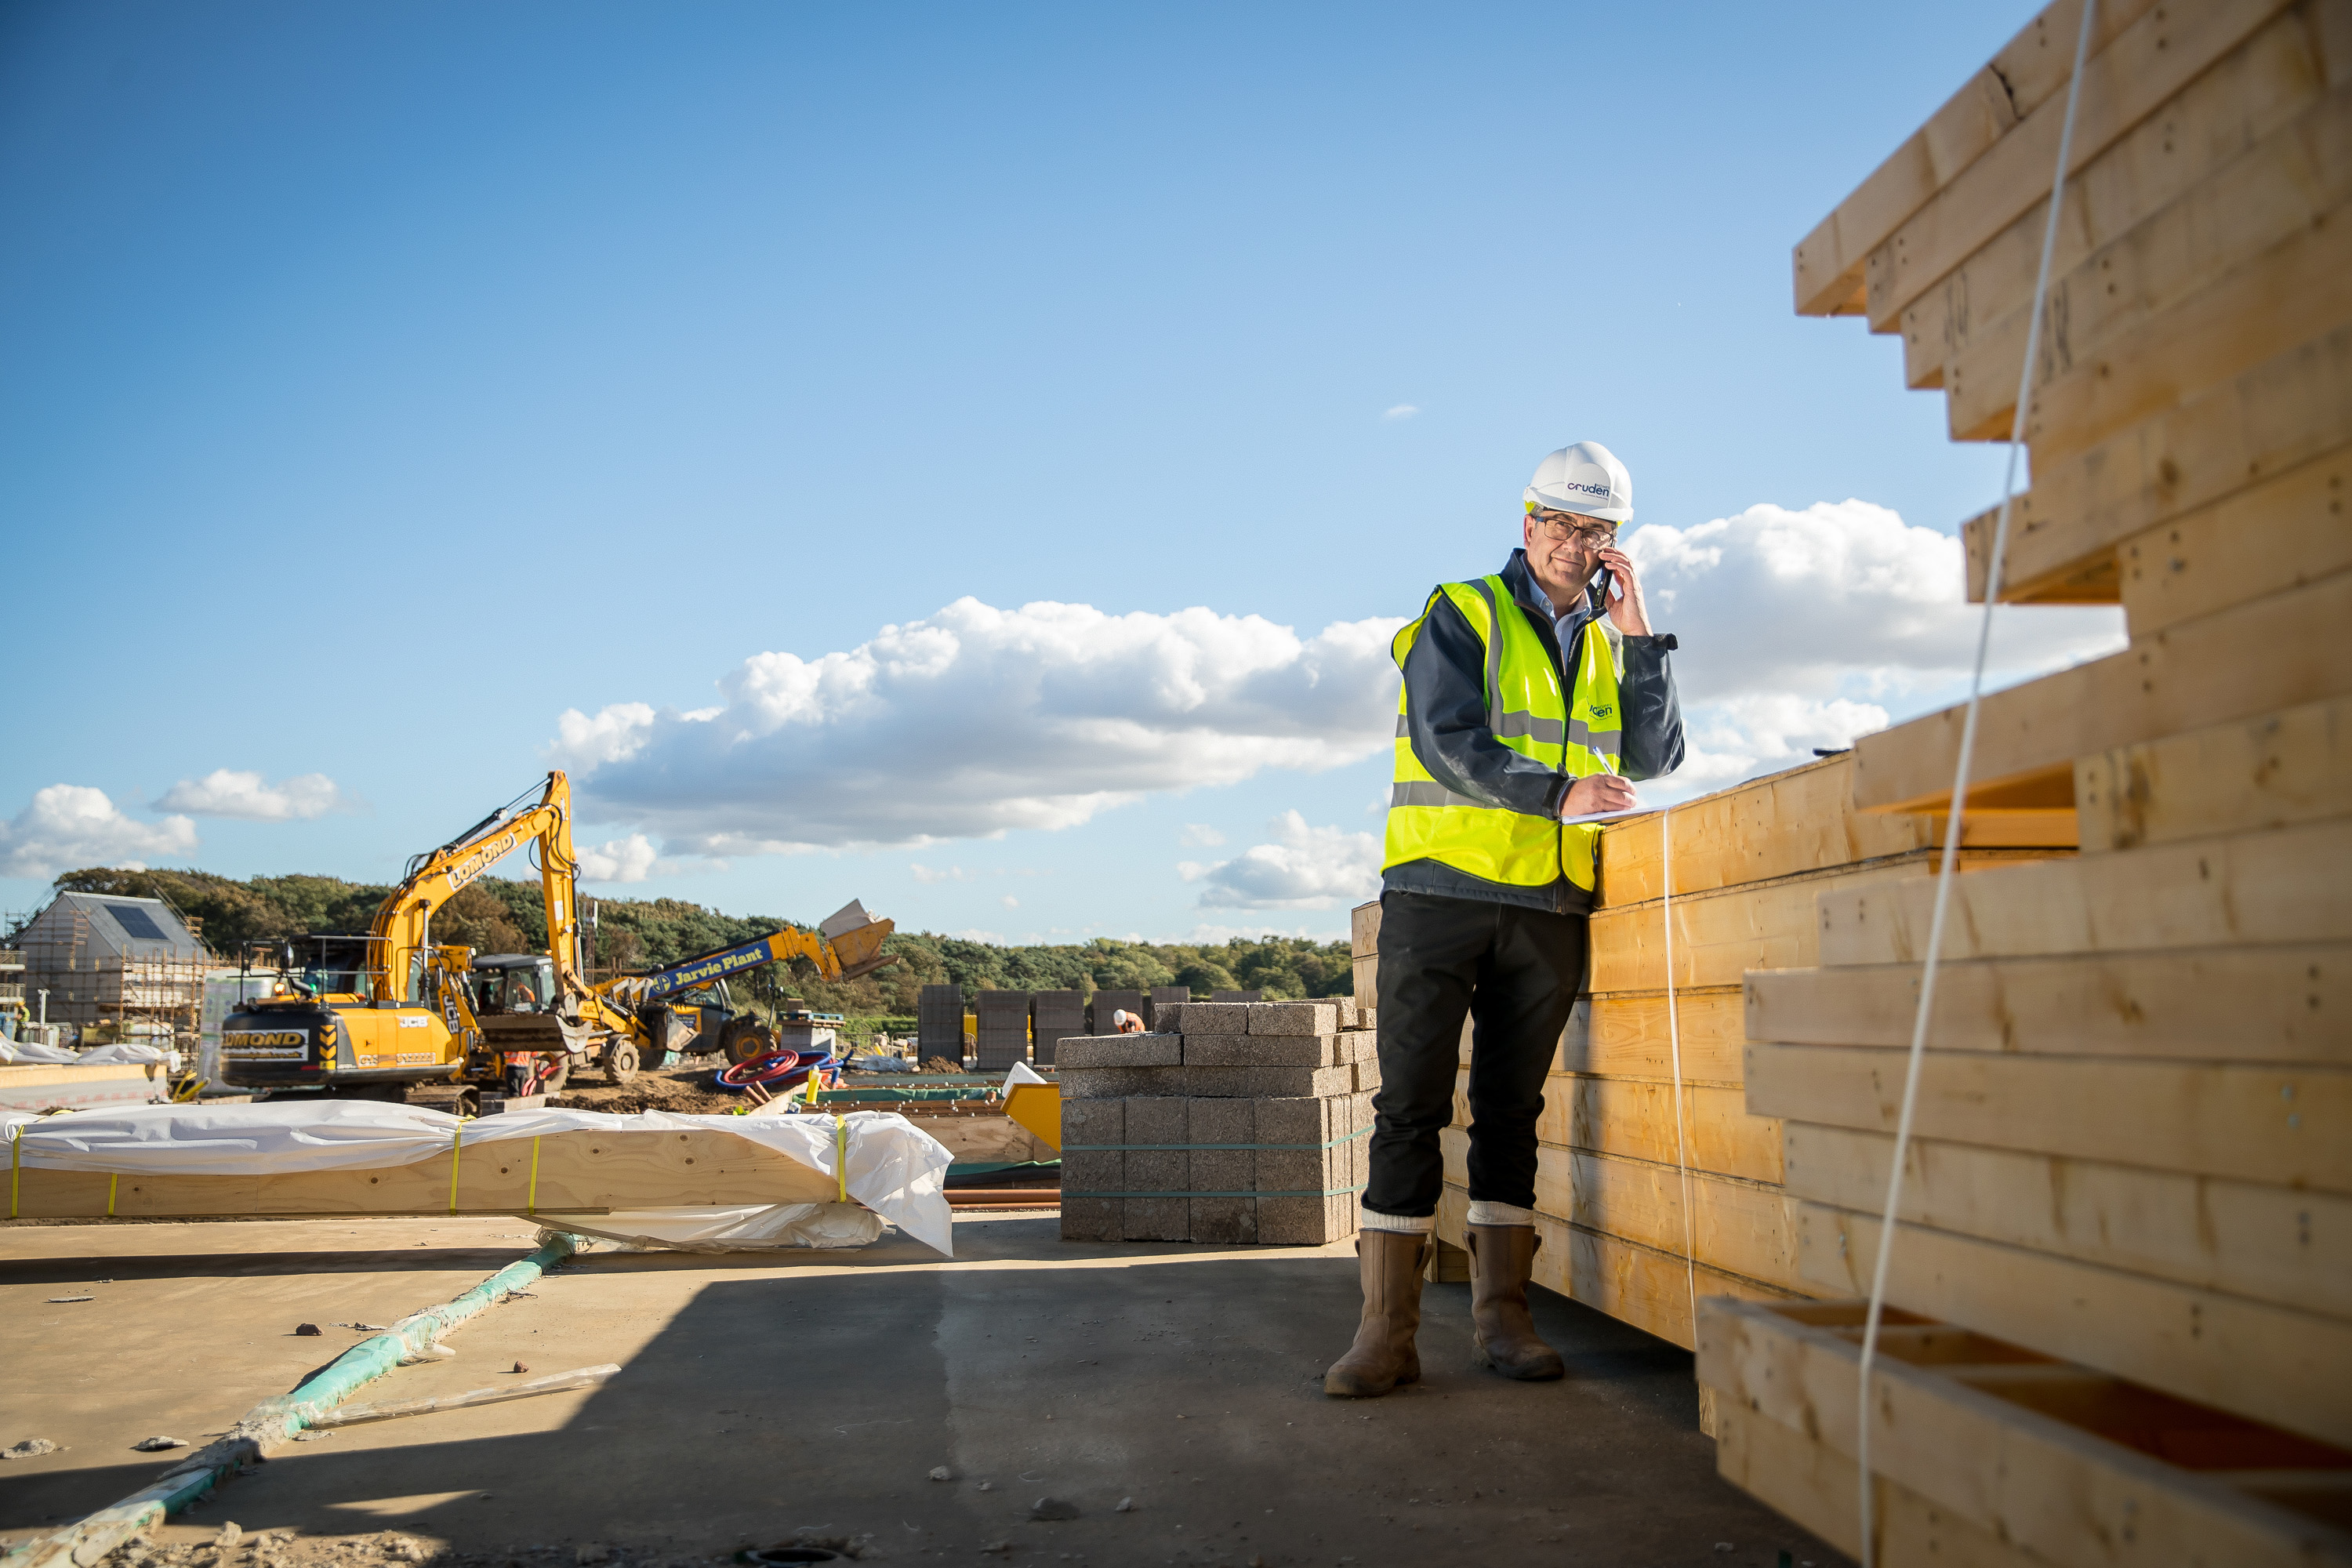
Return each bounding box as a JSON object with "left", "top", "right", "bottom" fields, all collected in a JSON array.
[{"left": 1364, "top": 890, "right": 1588, "bottom": 1217}]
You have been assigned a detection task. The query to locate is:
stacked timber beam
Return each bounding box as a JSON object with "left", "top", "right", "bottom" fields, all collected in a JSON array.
[
  {"left": 1701, "top": 0, "right": 2352, "bottom": 1559},
  {"left": 1349, "top": 755, "right": 2076, "bottom": 1349},
  {"left": 1057, "top": 1000, "right": 1378, "bottom": 1246}
]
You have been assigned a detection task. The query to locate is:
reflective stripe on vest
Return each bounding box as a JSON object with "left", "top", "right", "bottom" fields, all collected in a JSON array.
[{"left": 1382, "top": 575, "right": 1624, "bottom": 892}]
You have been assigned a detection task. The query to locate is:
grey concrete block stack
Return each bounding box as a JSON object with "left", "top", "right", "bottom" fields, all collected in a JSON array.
[
  {"left": 1057, "top": 999, "right": 1381, "bottom": 1247},
  {"left": 1029, "top": 990, "right": 1085, "bottom": 1066}
]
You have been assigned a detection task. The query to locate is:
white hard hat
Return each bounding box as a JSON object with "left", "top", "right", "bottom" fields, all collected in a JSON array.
[{"left": 1523, "top": 441, "right": 1633, "bottom": 525}]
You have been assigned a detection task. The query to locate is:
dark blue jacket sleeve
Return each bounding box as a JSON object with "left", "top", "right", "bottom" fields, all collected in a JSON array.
[
  {"left": 1617, "top": 633, "right": 1685, "bottom": 782},
  {"left": 1401, "top": 597, "right": 1574, "bottom": 818}
]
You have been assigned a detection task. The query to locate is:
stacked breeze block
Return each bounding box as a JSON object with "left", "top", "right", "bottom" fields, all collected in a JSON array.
[
  {"left": 1144, "top": 986, "right": 1189, "bottom": 1030},
  {"left": 1088, "top": 989, "right": 1146, "bottom": 1035},
  {"left": 972, "top": 989, "right": 1031, "bottom": 1070},
  {"left": 1029, "top": 990, "right": 1086, "bottom": 1066},
  {"left": 1057, "top": 999, "right": 1381, "bottom": 1247},
  {"left": 916, "top": 984, "right": 964, "bottom": 1060}
]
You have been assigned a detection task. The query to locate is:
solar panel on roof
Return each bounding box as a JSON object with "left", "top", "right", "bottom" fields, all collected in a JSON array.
[{"left": 104, "top": 904, "right": 169, "bottom": 942}]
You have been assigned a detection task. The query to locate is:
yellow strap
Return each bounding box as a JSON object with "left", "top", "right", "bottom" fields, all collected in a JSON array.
[
  {"left": 448, "top": 1120, "right": 466, "bottom": 1214},
  {"left": 805, "top": 1067, "right": 822, "bottom": 1105},
  {"left": 527, "top": 1136, "right": 541, "bottom": 1214},
  {"left": 834, "top": 1115, "right": 848, "bottom": 1204},
  {"left": 107, "top": 1172, "right": 118, "bottom": 1219}
]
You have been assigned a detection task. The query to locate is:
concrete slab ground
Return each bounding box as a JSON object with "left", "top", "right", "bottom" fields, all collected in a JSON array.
[{"left": 1, "top": 1214, "right": 1847, "bottom": 1568}]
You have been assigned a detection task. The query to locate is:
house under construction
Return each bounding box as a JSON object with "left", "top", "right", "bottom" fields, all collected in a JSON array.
[{"left": 12, "top": 891, "right": 212, "bottom": 1045}]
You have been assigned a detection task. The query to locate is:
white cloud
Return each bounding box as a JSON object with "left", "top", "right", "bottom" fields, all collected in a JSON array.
[
  {"left": 0, "top": 786, "right": 198, "bottom": 880},
  {"left": 554, "top": 597, "right": 1404, "bottom": 855},
  {"left": 551, "top": 702, "right": 657, "bottom": 767},
  {"left": 1179, "top": 823, "right": 1226, "bottom": 848},
  {"left": 1002, "top": 895, "right": 1020, "bottom": 909},
  {"left": 1185, "top": 810, "right": 1382, "bottom": 911},
  {"left": 1618, "top": 500, "right": 2127, "bottom": 801},
  {"left": 1383, "top": 405, "right": 1421, "bottom": 421},
  {"left": 1666, "top": 695, "right": 1892, "bottom": 796},
  {"left": 909, "top": 862, "right": 971, "bottom": 884},
  {"left": 156, "top": 769, "right": 346, "bottom": 822},
  {"left": 575, "top": 833, "right": 687, "bottom": 884},
  {"left": 1622, "top": 499, "right": 2125, "bottom": 702}
]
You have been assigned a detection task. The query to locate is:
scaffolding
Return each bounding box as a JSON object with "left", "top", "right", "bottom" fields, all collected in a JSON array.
[
  {"left": 0, "top": 916, "right": 25, "bottom": 1024},
  {"left": 15, "top": 895, "right": 212, "bottom": 1047}
]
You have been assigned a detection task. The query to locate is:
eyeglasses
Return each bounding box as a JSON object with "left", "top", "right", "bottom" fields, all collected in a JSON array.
[{"left": 1530, "top": 514, "right": 1615, "bottom": 550}]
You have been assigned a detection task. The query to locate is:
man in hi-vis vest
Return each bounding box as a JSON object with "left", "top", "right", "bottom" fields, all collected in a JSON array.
[{"left": 1326, "top": 440, "right": 1684, "bottom": 1398}]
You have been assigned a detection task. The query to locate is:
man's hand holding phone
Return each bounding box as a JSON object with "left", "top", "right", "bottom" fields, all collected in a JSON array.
[{"left": 1561, "top": 774, "right": 1638, "bottom": 818}]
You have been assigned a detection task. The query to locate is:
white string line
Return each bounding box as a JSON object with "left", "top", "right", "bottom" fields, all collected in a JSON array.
[
  {"left": 1661, "top": 805, "right": 1699, "bottom": 1337},
  {"left": 1851, "top": 2, "right": 2099, "bottom": 1563}
]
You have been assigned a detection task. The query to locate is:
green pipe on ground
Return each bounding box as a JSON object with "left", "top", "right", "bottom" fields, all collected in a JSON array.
[{"left": 2, "top": 1230, "right": 588, "bottom": 1568}]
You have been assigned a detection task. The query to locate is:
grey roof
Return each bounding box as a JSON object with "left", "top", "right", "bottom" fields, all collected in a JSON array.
[{"left": 22, "top": 891, "right": 206, "bottom": 963}]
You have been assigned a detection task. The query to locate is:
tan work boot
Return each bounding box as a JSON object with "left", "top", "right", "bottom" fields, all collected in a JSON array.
[
  {"left": 1323, "top": 1229, "right": 1433, "bottom": 1397},
  {"left": 1466, "top": 1224, "right": 1565, "bottom": 1381}
]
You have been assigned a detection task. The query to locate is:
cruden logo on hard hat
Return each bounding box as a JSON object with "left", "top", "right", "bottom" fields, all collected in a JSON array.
[{"left": 1523, "top": 441, "right": 1634, "bottom": 526}]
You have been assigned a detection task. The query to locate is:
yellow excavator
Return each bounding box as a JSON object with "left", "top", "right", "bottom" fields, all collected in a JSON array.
[{"left": 218, "top": 771, "right": 895, "bottom": 1109}]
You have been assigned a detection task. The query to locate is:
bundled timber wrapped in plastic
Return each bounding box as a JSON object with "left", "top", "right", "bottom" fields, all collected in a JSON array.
[
  {"left": 1695, "top": 0, "right": 2352, "bottom": 1555},
  {"left": 0, "top": 1100, "right": 957, "bottom": 1254}
]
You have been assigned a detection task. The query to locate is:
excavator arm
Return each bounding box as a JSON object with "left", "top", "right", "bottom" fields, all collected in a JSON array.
[{"left": 366, "top": 772, "right": 593, "bottom": 1008}]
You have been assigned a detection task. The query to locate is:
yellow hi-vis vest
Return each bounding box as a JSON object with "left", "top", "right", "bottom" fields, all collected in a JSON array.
[{"left": 1382, "top": 575, "right": 1624, "bottom": 893}]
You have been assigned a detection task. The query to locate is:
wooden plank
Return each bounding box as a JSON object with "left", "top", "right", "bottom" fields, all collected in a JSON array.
[
  {"left": 1744, "top": 944, "right": 2352, "bottom": 1064},
  {"left": 1442, "top": 1127, "right": 1804, "bottom": 1290},
  {"left": 1795, "top": 0, "right": 2163, "bottom": 318},
  {"left": 3, "top": 1124, "right": 840, "bottom": 1219},
  {"left": 1596, "top": 754, "right": 2073, "bottom": 907},
  {"left": 1457, "top": 1068, "right": 1783, "bottom": 1184},
  {"left": 1815, "top": 817, "right": 2352, "bottom": 964},
  {"left": 1591, "top": 851, "right": 2058, "bottom": 991},
  {"left": 1963, "top": 322, "right": 2352, "bottom": 608},
  {"left": 1782, "top": 1123, "right": 2352, "bottom": 1319},
  {"left": 2078, "top": 694, "right": 2352, "bottom": 850},
  {"left": 1559, "top": 989, "right": 1747, "bottom": 1086},
  {"left": 1461, "top": 992, "right": 1750, "bottom": 1082},
  {"left": 1863, "top": 0, "right": 2298, "bottom": 332},
  {"left": 1850, "top": 567, "right": 2352, "bottom": 811},
  {"left": 1946, "top": 79, "right": 2352, "bottom": 443},
  {"left": 1350, "top": 898, "right": 1381, "bottom": 960},
  {"left": 1699, "top": 1298, "right": 2352, "bottom": 1568},
  {"left": 1906, "top": 11, "right": 2343, "bottom": 394},
  {"left": 2114, "top": 452, "right": 2352, "bottom": 635},
  {"left": 1712, "top": 1399, "right": 2054, "bottom": 1568},
  {"left": 1794, "top": 1203, "right": 2352, "bottom": 1449},
  {"left": 1750, "top": 1042, "right": 2352, "bottom": 1192},
  {"left": 1435, "top": 1184, "right": 1802, "bottom": 1352},
  {"left": 2015, "top": 194, "right": 2352, "bottom": 464}
]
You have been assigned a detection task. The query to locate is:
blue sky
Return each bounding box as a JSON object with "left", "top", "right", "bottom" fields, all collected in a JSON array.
[{"left": 0, "top": 1, "right": 2125, "bottom": 942}]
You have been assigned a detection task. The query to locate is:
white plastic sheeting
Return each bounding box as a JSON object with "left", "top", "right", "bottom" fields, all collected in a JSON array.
[
  {"left": 0, "top": 1039, "right": 79, "bottom": 1064},
  {"left": 71, "top": 1043, "right": 170, "bottom": 1065},
  {"left": 554, "top": 1202, "right": 886, "bottom": 1253},
  {"left": 0, "top": 1100, "right": 955, "bottom": 1256}
]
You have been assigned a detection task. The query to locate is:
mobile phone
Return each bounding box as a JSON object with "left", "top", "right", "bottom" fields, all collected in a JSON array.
[{"left": 1592, "top": 561, "right": 1615, "bottom": 607}]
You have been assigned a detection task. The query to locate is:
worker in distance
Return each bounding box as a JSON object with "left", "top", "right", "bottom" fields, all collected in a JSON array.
[{"left": 1327, "top": 440, "right": 1684, "bottom": 1397}]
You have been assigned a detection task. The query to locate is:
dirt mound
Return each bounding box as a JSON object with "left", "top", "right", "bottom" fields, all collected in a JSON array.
[{"left": 553, "top": 1065, "right": 742, "bottom": 1116}]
